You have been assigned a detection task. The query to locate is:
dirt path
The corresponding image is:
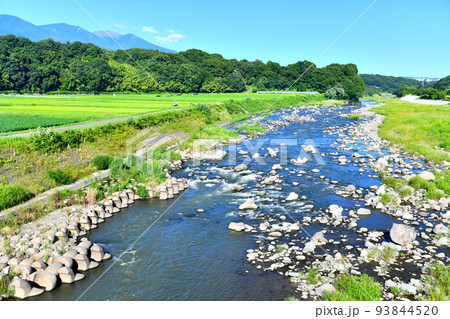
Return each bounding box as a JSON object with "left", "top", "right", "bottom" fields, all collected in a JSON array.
[
  {"left": 0, "top": 108, "right": 183, "bottom": 139},
  {"left": 400, "top": 95, "right": 449, "bottom": 105}
]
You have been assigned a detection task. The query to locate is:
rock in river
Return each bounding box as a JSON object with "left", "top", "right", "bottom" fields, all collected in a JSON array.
[
  {"left": 357, "top": 208, "right": 371, "bottom": 216},
  {"left": 234, "top": 164, "right": 248, "bottom": 172},
  {"left": 390, "top": 223, "right": 416, "bottom": 246},
  {"left": 286, "top": 192, "right": 298, "bottom": 201},
  {"left": 239, "top": 198, "right": 258, "bottom": 210}
]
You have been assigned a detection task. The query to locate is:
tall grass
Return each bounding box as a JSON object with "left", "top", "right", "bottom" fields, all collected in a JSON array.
[
  {"left": 372, "top": 98, "right": 450, "bottom": 163},
  {"left": 324, "top": 274, "right": 382, "bottom": 301}
]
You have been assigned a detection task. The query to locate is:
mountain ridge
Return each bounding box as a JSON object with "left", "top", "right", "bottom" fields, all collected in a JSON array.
[{"left": 0, "top": 14, "right": 176, "bottom": 53}]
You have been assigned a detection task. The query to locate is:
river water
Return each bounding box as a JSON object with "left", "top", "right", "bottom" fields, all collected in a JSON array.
[{"left": 31, "top": 101, "right": 437, "bottom": 301}]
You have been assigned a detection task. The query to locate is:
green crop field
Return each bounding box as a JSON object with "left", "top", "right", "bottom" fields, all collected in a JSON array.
[{"left": 0, "top": 93, "right": 289, "bottom": 134}]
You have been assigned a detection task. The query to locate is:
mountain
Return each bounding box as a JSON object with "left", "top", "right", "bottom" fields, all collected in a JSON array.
[{"left": 0, "top": 14, "right": 176, "bottom": 53}]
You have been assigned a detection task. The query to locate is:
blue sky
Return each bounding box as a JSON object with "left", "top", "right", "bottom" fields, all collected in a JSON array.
[{"left": 1, "top": 0, "right": 449, "bottom": 77}]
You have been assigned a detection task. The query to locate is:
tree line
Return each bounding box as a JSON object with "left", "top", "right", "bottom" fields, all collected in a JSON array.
[
  {"left": 361, "top": 73, "right": 449, "bottom": 100},
  {"left": 0, "top": 34, "right": 365, "bottom": 100},
  {"left": 395, "top": 76, "right": 450, "bottom": 100}
]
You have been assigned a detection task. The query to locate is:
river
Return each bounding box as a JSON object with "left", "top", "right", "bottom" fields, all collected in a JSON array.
[{"left": 31, "top": 101, "right": 440, "bottom": 300}]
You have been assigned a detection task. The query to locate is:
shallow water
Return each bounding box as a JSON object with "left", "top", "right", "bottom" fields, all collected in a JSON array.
[{"left": 31, "top": 101, "right": 444, "bottom": 301}]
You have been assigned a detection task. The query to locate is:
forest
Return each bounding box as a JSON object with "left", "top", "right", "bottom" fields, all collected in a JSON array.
[{"left": 0, "top": 34, "right": 365, "bottom": 100}]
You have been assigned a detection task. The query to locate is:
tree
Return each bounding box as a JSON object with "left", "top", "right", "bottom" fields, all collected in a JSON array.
[
  {"left": 228, "top": 70, "right": 246, "bottom": 92},
  {"left": 395, "top": 85, "right": 418, "bottom": 97}
]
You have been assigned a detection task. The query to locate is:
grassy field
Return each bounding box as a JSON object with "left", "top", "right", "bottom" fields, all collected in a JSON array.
[
  {"left": 0, "top": 93, "right": 287, "bottom": 134},
  {"left": 0, "top": 93, "right": 326, "bottom": 197},
  {"left": 372, "top": 98, "right": 450, "bottom": 163}
]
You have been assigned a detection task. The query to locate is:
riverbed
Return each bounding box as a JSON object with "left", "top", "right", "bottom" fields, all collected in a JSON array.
[{"left": 31, "top": 101, "right": 448, "bottom": 300}]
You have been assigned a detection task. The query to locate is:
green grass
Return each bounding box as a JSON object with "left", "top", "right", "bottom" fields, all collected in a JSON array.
[
  {"left": 284, "top": 296, "right": 299, "bottom": 301},
  {"left": 275, "top": 244, "right": 286, "bottom": 253},
  {"left": 0, "top": 93, "right": 296, "bottom": 133},
  {"left": 382, "top": 171, "right": 449, "bottom": 199},
  {"left": 0, "top": 93, "right": 326, "bottom": 210},
  {"left": 347, "top": 113, "right": 360, "bottom": 120},
  {"left": 372, "top": 98, "right": 450, "bottom": 162},
  {"left": 380, "top": 193, "right": 397, "bottom": 205},
  {"left": 324, "top": 274, "right": 382, "bottom": 301},
  {"left": 408, "top": 173, "right": 449, "bottom": 199},
  {"left": 236, "top": 124, "right": 267, "bottom": 137},
  {"left": 192, "top": 124, "right": 239, "bottom": 141},
  {"left": 0, "top": 275, "right": 15, "bottom": 298},
  {"left": 0, "top": 114, "right": 79, "bottom": 132},
  {"left": 423, "top": 263, "right": 450, "bottom": 301},
  {"left": 306, "top": 267, "right": 319, "bottom": 285},
  {"left": 0, "top": 185, "right": 34, "bottom": 212}
]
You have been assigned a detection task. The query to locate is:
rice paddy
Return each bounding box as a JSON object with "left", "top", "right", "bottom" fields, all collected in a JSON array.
[{"left": 0, "top": 93, "right": 285, "bottom": 133}]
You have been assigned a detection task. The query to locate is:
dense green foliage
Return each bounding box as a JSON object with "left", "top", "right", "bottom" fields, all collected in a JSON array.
[
  {"left": 324, "top": 274, "right": 382, "bottom": 301},
  {"left": 423, "top": 263, "right": 450, "bottom": 301},
  {"left": 360, "top": 74, "right": 425, "bottom": 94},
  {"left": 0, "top": 185, "right": 34, "bottom": 211},
  {"left": 92, "top": 155, "right": 114, "bottom": 170},
  {"left": 0, "top": 34, "right": 364, "bottom": 100},
  {"left": 47, "top": 169, "right": 74, "bottom": 185},
  {"left": 419, "top": 88, "right": 446, "bottom": 100},
  {"left": 394, "top": 85, "right": 418, "bottom": 97},
  {"left": 433, "top": 75, "right": 450, "bottom": 91}
]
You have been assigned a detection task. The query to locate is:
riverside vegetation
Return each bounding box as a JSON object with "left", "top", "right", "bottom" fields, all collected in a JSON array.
[
  {"left": 0, "top": 95, "right": 449, "bottom": 301},
  {"left": 0, "top": 34, "right": 364, "bottom": 100},
  {"left": 0, "top": 93, "right": 327, "bottom": 214}
]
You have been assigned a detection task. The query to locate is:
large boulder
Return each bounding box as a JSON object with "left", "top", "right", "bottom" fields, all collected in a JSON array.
[
  {"left": 9, "top": 277, "right": 44, "bottom": 299},
  {"left": 390, "top": 223, "right": 416, "bottom": 245},
  {"left": 239, "top": 198, "right": 258, "bottom": 210},
  {"left": 419, "top": 171, "right": 435, "bottom": 181},
  {"left": 32, "top": 270, "right": 58, "bottom": 291}
]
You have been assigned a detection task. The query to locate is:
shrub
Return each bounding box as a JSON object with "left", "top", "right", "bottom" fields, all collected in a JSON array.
[
  {"left": 324, "top": 274, "right": 382, "bottom": 301},
  {"left": 92, "top": 155, "right": 114, "bottom": 170},
  {"left": 48, "top": 169, "right": 74, "bottom": 185},
  {"left": 423, "top": 263, "right": 450, "bottom": 301},
  {"left": 325, "top": 87, "right": 345, "bottom": 99},
  {"left": 110, "top": 158, "right": 125, "bottom": 177},
  {"left": 136, "top": 185, "right": 149, "bottom": 197},
  {"left": 0, "top": 275, "right": 15, "bottom": 298},
  {"left": 0, "top": 185, "right": 34, "bottom": 211}
]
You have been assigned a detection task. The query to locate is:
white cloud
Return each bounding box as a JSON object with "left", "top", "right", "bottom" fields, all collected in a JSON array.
[
  {"left": 142, "top": 26, "right": 159, "bottom": 34},
  {"left": 155, "top": 33, "right": 186, "bottom": 43},
  {"left": 113, "top": 23, "right": 125, "bottom": 29},
  {"left": 166, "top": 29, "right": 176, "bottom": 33}
]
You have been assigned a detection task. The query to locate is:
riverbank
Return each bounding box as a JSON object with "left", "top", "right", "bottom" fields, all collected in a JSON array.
[
  {"left": 0, "top": 94, "right": 327, "bottom": 205},
  {"left": 371, "top": 97, "right": 450, "bottom": 163},
  {"left": 1, "top": 99, "right": 448, "bottom": 301}
]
